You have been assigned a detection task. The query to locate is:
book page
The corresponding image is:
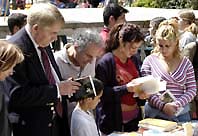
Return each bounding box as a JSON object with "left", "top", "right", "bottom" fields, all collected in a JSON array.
[{"left": 133, "top": 75, "right": 166, "bottom": 97}]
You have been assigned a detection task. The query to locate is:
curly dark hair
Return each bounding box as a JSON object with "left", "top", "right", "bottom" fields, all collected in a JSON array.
[{"left": 105, "top": 23, "right": 144, "bottom": 52}]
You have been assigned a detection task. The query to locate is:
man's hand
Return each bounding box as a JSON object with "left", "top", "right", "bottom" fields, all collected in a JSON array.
[{"left": 58, "top": 78, "right": 81, "bottom": 96}]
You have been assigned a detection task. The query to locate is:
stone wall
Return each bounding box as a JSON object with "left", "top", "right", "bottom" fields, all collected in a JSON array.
[
  {"left": 2, "top": 7, "right": 192, "bottom": 39},
  {"left": 0, "top": 19, "right": 149, "bottom": 39}
]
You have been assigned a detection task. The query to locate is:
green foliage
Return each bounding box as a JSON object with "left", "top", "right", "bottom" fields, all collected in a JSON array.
[
  {"left": 132, "top": 0, "right": 157, "bottom": 7},
  {"left": 132, "top": 0, "right": 198, "bottom": 9},
  {"left": 191, "top": 0, "right": 198, "bottom": 10}
]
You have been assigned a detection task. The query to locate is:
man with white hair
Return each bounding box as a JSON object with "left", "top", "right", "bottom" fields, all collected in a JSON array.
[{"left": 54, "top": 28, "right": 104, "bottom": 125}]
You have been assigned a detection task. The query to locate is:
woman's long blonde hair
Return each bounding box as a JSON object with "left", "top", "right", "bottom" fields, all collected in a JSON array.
[
  {"left": 0, "top": 40, "right": 24, "bottom": 72},
  {"left": 152, "top": 19, "right": 181, "bottom": 58}
]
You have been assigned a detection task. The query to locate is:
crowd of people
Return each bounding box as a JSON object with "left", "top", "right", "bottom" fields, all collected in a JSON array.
[
  {"left": 0, "top": 2, "right": 198, "bottom": 136},
  {"left": 0, "top": 0, "right": 108, "bottom": 16}
]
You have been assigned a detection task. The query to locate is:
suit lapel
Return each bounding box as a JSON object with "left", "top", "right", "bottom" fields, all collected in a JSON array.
[
  {"left": 14, "top": 28, "right": 62, "bottom": 82},
  {"left": 22, "top": 30, "right": 49, "bottom": 82}
]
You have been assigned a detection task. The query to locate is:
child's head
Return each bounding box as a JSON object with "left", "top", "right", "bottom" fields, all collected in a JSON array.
[
  {"left": 78, "top": 77, "right": 103, "bottom": 110},
  {"left": 79, "top": 89, "right": 103, "bottom": 110}
]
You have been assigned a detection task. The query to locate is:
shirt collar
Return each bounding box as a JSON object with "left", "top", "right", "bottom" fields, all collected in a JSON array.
[{"left": 25, "top": 24, "right": 40, "bottom": 49}]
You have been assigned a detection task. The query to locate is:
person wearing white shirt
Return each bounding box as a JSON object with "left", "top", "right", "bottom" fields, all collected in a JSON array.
[{"left": 70, "top": 78, "right": 103, "bottom": 136}]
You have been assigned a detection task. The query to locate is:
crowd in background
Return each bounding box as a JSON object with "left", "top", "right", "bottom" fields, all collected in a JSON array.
[
  {"left": 1, "top": 0, "right": 130, "bottom": 16},
  {"left": 1, "top": 0, "right": 139, "bottom": 16}
]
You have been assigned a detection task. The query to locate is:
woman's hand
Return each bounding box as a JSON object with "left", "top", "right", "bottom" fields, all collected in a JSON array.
[
  {"left": 126, "top": 80, "right": 141, "bottom": 93},
  {"left": 138, "top": 91, "right": 150, "bottom": 99},
  {"left": 162, "top": 102, "right": 178, "bottom": 116},
  {"left": 126, "top": 80, "right": 150, "bottom": 99}
]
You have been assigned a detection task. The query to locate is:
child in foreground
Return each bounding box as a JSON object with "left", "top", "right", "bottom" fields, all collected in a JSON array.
[{"left": 70, "top": 77, "right": 103, "bottom": 136}]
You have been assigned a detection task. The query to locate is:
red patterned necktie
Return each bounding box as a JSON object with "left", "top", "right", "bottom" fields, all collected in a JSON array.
[
  {"left": 38, "top": 47, "right": 56, "bottom": 84},
  {"left": 38, "top": 47, "right": 63, "bottom": 117}
]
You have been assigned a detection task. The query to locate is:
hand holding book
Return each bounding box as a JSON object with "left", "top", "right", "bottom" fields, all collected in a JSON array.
[
  {"left": 68, "top": 76, "right": 103, "bottom": 102},
  {"left": 126, "top": 81, "right": 149, "bottom": 99},
  {"left": 58, "top": 78, "right": 81, "bottom": 96},
  {"left": 163, "top": 102, "right": 178, "bottom": 116},
  {"left": 127, "top": 75, "right": 166, "bottom": 98},
  {"left": 160, "top": 90, "right": 184, "bottom": 116}
]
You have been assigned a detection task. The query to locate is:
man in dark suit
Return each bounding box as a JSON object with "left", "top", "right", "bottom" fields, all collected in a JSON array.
[{"left": 8, "top": 3, "right": 81, "bottom": 136}]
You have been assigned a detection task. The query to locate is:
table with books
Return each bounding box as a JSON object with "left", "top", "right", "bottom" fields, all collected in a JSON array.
[
  {"left": 108, "top": 118, "right": 198, "bottom": 136},
  {"left": 108, "top": 76, "right": 198, "bottom": 136}
]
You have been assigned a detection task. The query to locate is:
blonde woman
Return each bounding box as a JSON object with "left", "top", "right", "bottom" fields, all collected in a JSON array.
[
  {"left": 0, "top": 40, "right": 24, "bottom": 136},
  {"left": 141, "top": 19, "right": 196, "bottom": 122}
]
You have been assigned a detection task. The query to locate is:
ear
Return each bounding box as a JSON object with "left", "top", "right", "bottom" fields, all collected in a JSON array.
[
  {"left": 80, "top": 98, "right": 92, "bottom": 104},
  {"left": 32, "top": 24, "right": 39, "bottom": 32},
  {"left": 109, "top": 15, "right": 116, "bottom": 27},
  {"left": 74, "top": 42, "right": 79, "bottom": 49},
  {"left": 13, "top": 26, "right": 20, "bottom": 34}
]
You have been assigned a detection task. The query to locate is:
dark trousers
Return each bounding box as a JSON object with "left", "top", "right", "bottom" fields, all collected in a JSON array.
[
  {"left": 122, "top": 110, "right": 142, "bottom": 132},
  {"left": 12, "top": 115, "right": 69, "bottom": 136}
]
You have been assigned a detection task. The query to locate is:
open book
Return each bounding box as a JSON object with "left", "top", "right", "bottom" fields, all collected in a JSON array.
[
  {"left": 68, "top": 76, "right": 103, "bottom": 102},
  {"left": 132, "top": 75, "right": 166, "bottom": 97},
  {"left": 160, "top": 90, "right": 184, "bottom": 116},
  {"left": 138, "top": 118, "right": 177, "bottom": 132}
]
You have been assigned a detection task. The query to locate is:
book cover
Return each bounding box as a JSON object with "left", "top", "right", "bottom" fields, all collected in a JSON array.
[
  {"left": 160, "top": 90, "right": 175, "bottom": 103},
  {"left": 68, "top": 76, "right": 103, "bottom": 102},
  {"left": 160, "top": 90, "right": 184, "bottom": 116}
]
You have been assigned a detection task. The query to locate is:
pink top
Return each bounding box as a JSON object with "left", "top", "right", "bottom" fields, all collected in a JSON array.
[{"left": 141, "top": 54, "right": 196, "bottom": 110}]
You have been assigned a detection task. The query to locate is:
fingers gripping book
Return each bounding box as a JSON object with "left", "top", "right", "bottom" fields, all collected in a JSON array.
[
  {"left": 68, "top": 76, "right": 103, "bottom": 102},
  {"left": 132, "top": 75, "right": 166, "bottom": 97},
  {"left": 160, "top": 90, "right": 184, "bottom": 116}
]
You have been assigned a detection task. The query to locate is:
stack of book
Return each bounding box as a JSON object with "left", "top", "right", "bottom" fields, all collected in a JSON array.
[
  {"left": 108, "top": 132, "right": 141, "bottom": 136},
  {"left": 138, "top": 118, "right": 178, "bottom": 132}
]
